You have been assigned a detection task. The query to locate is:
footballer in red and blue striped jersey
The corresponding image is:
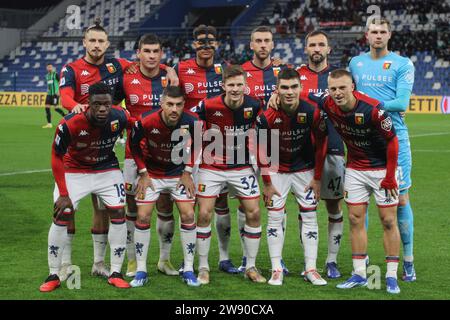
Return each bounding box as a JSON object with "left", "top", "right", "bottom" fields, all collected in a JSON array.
[
  {"left": 313, "top": 90, "right": 397, "bottom": 171},
  {"left": 242, "top": 60, "right": 288, "bottom": 107},
  {"left": 59, "top": 56, "right": 131, "bottom": 111},
  {"left": 122, "top": 68, "right": 168, "bottom": 159},
  {"left": 130, "top": 108, "right": 199, "bottom": 178},
  {"left": 297, "top": 64, "right": 345, "bottom": 157},
  {"left": 297, "top": 30, "right": 346, "bottom": 279},
  {"left": 256, "top": 68, "right": 328, "bottom": 286},
  {"left": 257, "top": 99, "right": 325, "bottom": 173},
  {"left": 194, "top": 94, "right": 263, "bottom": 172},
  {"left": 174, "top": 57, "right": 227, "bottom": 109},
  {"left": 128, "top": 87, "right": 201, "bottom": 287},
  {"left": 41, "top": 83, "right": 132, "bottom": 293},
  {"left": 52, "top": 104, "right": 130, "bottom": 183}
]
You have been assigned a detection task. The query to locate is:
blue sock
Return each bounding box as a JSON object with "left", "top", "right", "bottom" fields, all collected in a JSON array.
[{"left": 397, "top": 201, "right": 414, "bottom": 259}]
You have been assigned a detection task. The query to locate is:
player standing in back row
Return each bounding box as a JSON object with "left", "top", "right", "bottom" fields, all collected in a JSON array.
[
  {"left": 296, "top": 30, "right": 345, "bottom": 278},
  {"left": 349, "top": 16, "right": 416, "bottom": 281}
]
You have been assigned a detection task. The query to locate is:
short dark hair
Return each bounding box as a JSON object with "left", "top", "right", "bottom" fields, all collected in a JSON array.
[
  {"left": 46, "top": 63, "right": 53, "bottom": 66},
  {"left": 328, "top": 68, "right": 353, "bottom": 80},
  {"left": 305, "top": 30, "right": 330, "bottom": 45},
  {"left": 163, "top": 86, "right": 185, "bottom": 99},
  {"left": 89, "top": 82, "right": 112, "bottom": 97},
  {"left": 222, "top": 65, "right": 246, "bottom": 83},
  {"left": 193, "top": 24, "right": 217, "bottom": 40},
  {"left": 277, "top": 68, "right": 300, "bottom": 85},
  {"left": 84, "top": 17, "right": 108, "bottom": 38},
  {"left": 251, "top": 26, "right": 273, "bottom": 39},
  {"left": 366, "top": 16, "right": 391, "bottom": 32},
  {"left": 138, "top": 33, "right": 161, "bottom": 49}
]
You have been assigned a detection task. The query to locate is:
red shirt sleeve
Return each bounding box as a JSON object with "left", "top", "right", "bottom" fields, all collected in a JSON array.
[
  {"left": 129, "top": 120, "right": 146, "bottom": 172},
  {"left": 371, "top": 106, "right": 398, "bottom": 187},
  {"left": 382, "top": 136, "right": 399, "bottom": 188},
  {"left": 51, "top": 121, "right": 71, "bottom": 196},
  {"left": 60, "top": 87, "right": 79, "bottom": 111}
]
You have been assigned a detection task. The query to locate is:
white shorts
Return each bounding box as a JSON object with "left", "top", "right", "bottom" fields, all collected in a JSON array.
[
  {"left": 267, "top": 170, "right": 318, "bottom": 210},
  {"left": 135, "top": 177, "right": 194, "bottom": 204},
  {"left": 344, "top": 168, "right": 399, "bottom": 207},
  {"left": 196, "top": 168, "right": 260, "bottom": 200},
  {"left": 123, "top": 158, "right": 138, "bottom": 195},
  {"left": 320, "top": 154, "right": 345, "bottom": 200},
  {"left": 53, "top": 170, "right": 126, "bottom": 210}
]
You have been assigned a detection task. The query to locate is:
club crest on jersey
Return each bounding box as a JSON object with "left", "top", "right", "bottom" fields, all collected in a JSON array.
[
  {"left": 161, "top": 76, "right": 168, "bottom": 87},
  {"left": 273, "top": 67, "right": 281, "bottom": 77},
  {"left": 214, "top": 64, "right": 223, "bottom": 75},
  {"left": 110, "top": 120, "right": 119, "bottom": 132},
  {"left": 355, "top": 113, "right": 364, "bottom": 125},
  {"left": 180, "top": 124, "right": 189, "bottom": 135},
  {"left": 297, "top": 112, "right": 307, "bottom": 124},
  {"left": 198, "top": 184, "right": 206, "bottom": 192},
  {"left": 383, "top": 61, "right": 392, "bottom": 70},
  {"left": 125, "top": 183, "right": 133, "bottom": 192},
  {"left": 244, "top": 107, "right": 253, "bottom": 119},
  {"left": 381, "top": 117, "right": 392, "bottom": 131},
  {"left": 106, "top": 63, "right": 116, "bottom": 74}
]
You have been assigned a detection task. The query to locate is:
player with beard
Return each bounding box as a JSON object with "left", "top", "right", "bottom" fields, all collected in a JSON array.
[
  {"left": 239, "top": 26, "right": 290, "bottom": 275},
  {"left": 58, "top": 20, "right": 178, "bottom": 281}
]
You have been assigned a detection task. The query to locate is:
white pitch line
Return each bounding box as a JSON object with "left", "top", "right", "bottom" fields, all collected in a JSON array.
[
  {"left": 410, "top": 132, "right": 450, "bottom": 138},
  {"left": 0, "top": 161, "right": 125, "bottom": 177},
  {"left": 0, "top": 169, "right": 51, "bottom": 177},
  {"left": 412, "top": 149, "right": 450, "bottom": 153}
]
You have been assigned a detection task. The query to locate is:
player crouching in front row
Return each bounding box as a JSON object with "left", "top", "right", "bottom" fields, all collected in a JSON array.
[
  {"left": 40, "top": 83, "right": 132, "bottom": 292},
  {"left": 129, "top": 86, "right": 201, "bottom": 287},
  {"left": 257, "top": 68, "right": 328, "bottom": 286}
]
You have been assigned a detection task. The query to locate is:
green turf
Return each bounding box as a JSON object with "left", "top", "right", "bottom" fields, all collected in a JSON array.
[{"left": 0, "top": 107, "right": 449, "bottom": 300}]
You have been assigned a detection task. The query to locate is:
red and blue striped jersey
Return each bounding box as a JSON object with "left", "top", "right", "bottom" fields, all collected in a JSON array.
[
  {"left": 194, "top": 94, "right": 263, "bottom": 171},
  {"left": 130, "top": 109, "right": 199, "bottom": 178},
  {"left": 174, "top": 58, "right": 228, "bottom": 109},
  {"left": 314, "top": 91, "right": 397, "bottom": 170},
  {"left": 296, "top": 64, "right": 345, "bottom": 156},
  {"left": 256, "top": 100, "right": 326, "bottom": 173},
  {"left": 122, "top": 68, "right": 168, "bottom": 159},
  {"left": 59, "top": 57, "right": 130, "bottom": 110},
  {"left": 241, "top": 60, "right": 288, "bottom": 107},
  {"left": 53, "top": 106, "right": 130, "bottom": 173}
]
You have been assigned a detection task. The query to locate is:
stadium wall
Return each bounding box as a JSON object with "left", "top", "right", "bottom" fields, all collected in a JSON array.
[
  {"left": 27, "top": 0, "right": 83, "bottom": 33},
  {"left": 0, "top": 92, "right": 448, "bottom": 113},
  {"left": 0, "top": 28, "right": 22, "bottom": 59}
]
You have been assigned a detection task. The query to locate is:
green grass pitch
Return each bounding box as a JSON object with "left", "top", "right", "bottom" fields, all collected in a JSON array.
[{"left": 0, "top": 107, "right": 449, "bottom": 300}]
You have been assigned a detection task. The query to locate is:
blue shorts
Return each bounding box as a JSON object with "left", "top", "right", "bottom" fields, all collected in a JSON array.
[{"left": 397, "top": 138, "right": 412, "bottom": 193}]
